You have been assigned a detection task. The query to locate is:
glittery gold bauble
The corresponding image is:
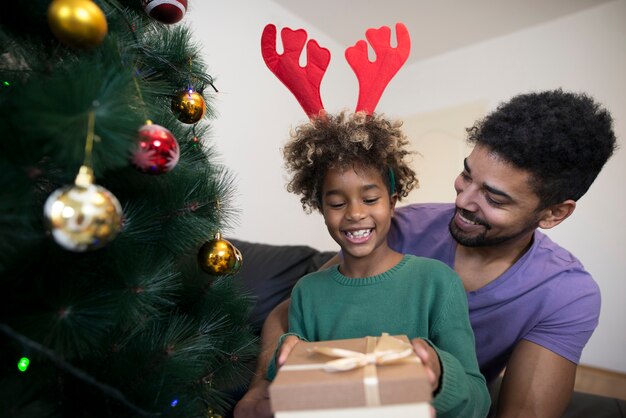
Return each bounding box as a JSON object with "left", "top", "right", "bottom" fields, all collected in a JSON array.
[
  {"left": 44, "top": 166, "right": 122, "bottom": 252},
  {"left": 48, "top": 0, "right": 108, "bottom": 49},
  {"left": 197, "top": 232, "right": 243, "bottom": 276},
  {"left": 206, "top": 408, "right": 222, "bottom": 418},
  {"left": 171, "top": 89, "right": 206, "bottom": 124}
]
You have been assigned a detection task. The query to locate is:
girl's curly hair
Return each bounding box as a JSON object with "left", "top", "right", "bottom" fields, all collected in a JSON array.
[{"left": 283, "top": 111, "right": 418, "bottom": 213}]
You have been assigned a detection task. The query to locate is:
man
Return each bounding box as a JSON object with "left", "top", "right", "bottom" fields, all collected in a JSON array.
[{"left": 234, "top": 89, "right": 617, "bottom": 418}]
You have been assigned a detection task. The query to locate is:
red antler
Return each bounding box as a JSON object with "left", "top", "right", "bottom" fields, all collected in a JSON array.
[
  {"left": 261, "top": 24, "right": 331, "bottom": 118},
  {"left": 345, "top": 23, "right": 411, "bottom": 114}
]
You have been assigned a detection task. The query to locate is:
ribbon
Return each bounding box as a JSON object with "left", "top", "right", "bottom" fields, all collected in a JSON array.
[{"left": 281, "top": 333, "right": 419, "bottom": 407}]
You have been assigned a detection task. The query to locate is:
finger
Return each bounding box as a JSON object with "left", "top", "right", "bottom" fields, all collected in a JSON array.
[
  {"left": 411, "top": 340, "right": 430, "bottom": 363},
  {"left": 425, "top": 366, "right": 437, "bottom": 387},
  {"left": 277, "top": 336, "right": 299, "bottom": 366},
  {"left": 429, "top": 405, "right": 436, "bottom": 418}
]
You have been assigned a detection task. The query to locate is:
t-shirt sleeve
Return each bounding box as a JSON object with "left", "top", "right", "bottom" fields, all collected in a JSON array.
[{"left": 523, "top": 273, "right": 600, "bottom": 363}]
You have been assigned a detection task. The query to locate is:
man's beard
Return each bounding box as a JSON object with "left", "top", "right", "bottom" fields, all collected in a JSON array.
[{"left": 448, "top": 209, "right": 538, "bottom": 248}]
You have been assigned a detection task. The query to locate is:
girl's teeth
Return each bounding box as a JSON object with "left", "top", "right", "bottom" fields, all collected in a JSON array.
[{"left": 346, "top": 229, "right": 371, "bottom": 238}]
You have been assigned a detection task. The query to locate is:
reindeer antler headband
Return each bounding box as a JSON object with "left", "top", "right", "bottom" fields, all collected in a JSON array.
[{"left": 261, "top": 22, "right": 411, "bottom": 117}]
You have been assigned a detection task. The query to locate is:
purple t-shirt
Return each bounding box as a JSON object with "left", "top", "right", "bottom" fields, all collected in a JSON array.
[{"left": 387, "top": 203, "right": 600, "bottom": 382}]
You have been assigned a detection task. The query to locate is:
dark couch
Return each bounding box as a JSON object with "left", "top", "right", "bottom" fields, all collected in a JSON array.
[
  {"left": 229, "top": 239, "right": 625, "bottom": 418},
  {"left": 230, "top": 239, "right": 335, "bottom": 335}
]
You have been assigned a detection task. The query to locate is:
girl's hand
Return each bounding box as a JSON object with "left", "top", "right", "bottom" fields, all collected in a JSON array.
[
  {"left": 411, "top": 338, "right": 442, "bottom": 392},
  {"left": 277, "top": 335, "right": 301, "bottom": 368}
]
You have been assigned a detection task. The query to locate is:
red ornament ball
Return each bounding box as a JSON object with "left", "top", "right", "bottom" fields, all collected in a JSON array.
[
  {"left": 142, "top": 0, "right": 187, "bottom": 24},
  {"left": 132, "top": 122, "right": 180, "bottom": 174}
]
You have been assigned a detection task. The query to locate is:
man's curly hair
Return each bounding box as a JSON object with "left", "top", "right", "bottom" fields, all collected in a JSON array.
[
  {"left": 283, "top": 111, "right": 418, "bottom": 213},
  {"left": 467, "top": 89, "right": 617, "bottom": 208}
]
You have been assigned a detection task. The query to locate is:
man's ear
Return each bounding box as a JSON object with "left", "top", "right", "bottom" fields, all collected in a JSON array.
[{"left": 538, "top": 200, "right": 576, "bottom": 230}]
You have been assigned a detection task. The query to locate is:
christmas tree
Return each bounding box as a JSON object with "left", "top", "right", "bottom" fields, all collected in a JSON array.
[{"left": 0, "top": 1, "right": 257, "bottom": 417}]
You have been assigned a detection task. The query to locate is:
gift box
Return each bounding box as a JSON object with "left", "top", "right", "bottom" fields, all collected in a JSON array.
[
  {"left": 274, "top": 402, "right": 431, "bottom": 418},
  {"left": 269, "top": 334, "right": 431, "bottom": 414}
]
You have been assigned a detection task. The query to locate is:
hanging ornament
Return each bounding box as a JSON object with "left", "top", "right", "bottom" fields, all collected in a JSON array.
[
  {"left": 47, "top": 0, "right": 108, "bottom": 49},
  {"left": 171, "top": 89, "right": 206, "bottom": 124},
  {"left": 206, "top": 408, "right": 223, "bottom": 418},
  {"left": 44, "top": 110, "right": 122, "bottom": 252},
  {"left": 132, "top": 120, "right": 180, "bottom": 174},
  {"left": 44, "top": 166, "right": 123, "bottom": 252},
  {"left": 142, "top": 0, "right": 187, "bottom": 24},
  {"left": 198, "top": 232, "right": 243, "bottom": 276}
]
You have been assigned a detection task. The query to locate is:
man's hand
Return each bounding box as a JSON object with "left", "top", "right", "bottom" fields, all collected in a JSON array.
[
  {"left": 233, "top": 300, "right": 291, "bottom": 418},
  {"left": 233, "top": 379, "right": 272, "bottom": 418},
  {"left": 411, "top": 338, "right": 442, "bottom": 392}
]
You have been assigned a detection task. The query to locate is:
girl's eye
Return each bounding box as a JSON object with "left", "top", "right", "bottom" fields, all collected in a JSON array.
[
  {"left": 364, "top": 197, "right": 380, "bottom": 205},
  {"left": 460, "top": 171, "right": 471, "bottom": 181},
  {"left": 327, "top": 202, "right": 345, "bottom": 209}
]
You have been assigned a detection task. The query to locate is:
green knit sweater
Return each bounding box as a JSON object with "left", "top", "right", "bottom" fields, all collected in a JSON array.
[{"left": 268, "top": 255, "right": 490, "bottom": 418}]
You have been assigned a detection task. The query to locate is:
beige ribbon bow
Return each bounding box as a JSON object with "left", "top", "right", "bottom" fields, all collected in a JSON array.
[
  {"left": 310, "top": 333, "right": 419, "bottom": 406},
  {"left": 311, "top": 333, "right": 416, "bottom": 372}
]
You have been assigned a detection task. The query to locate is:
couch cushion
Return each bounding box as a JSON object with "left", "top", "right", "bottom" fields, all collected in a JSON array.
[{"left": 230, "top": 240, "right": 335, "bottom": 333}]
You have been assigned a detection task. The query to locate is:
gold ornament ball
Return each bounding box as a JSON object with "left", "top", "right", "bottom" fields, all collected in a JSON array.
[
  {"left": 44, "top": 183, "right": 123, "bottom": 252},
  {"left": 206, "top": 408, "right": 223, "bottom": 418},
  {"left": 48, "top": 0, "right": 108, "bottom": 49},
  {"left": 198, "top": 233, "right": 243, "bottom": 276},
  {"left": 171, "top": 90, "right": 206, "bottom": 124}
]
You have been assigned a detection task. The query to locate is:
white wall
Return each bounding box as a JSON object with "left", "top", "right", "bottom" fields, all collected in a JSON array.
[
  {"left": 189, "top": 1, "right": 626, "bottom": 372},
  {"left": 187, "top": 0, "right": 350, "bottom": 252}
]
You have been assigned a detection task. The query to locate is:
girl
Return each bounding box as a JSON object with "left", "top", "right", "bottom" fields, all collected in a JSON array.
[{"left": 269, "top": 111, "right": 490, "bottom": 418}]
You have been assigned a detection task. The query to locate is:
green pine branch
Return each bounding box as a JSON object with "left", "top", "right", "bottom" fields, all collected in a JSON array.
[{"left": 0, "top": 1, "right": 257, "bottom": 417}]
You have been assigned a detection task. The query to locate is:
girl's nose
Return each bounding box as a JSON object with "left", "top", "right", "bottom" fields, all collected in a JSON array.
[{"left": 346, "top": 202, "right": 366, "bottom": 221}]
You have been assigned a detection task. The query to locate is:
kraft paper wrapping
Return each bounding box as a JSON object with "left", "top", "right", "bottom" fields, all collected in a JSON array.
[
  {"left": 269, "top": 335, "right": 431, "bottom": 412},
  {"left": 275, "top": 402, "right": 432, "bottom": 418}
]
